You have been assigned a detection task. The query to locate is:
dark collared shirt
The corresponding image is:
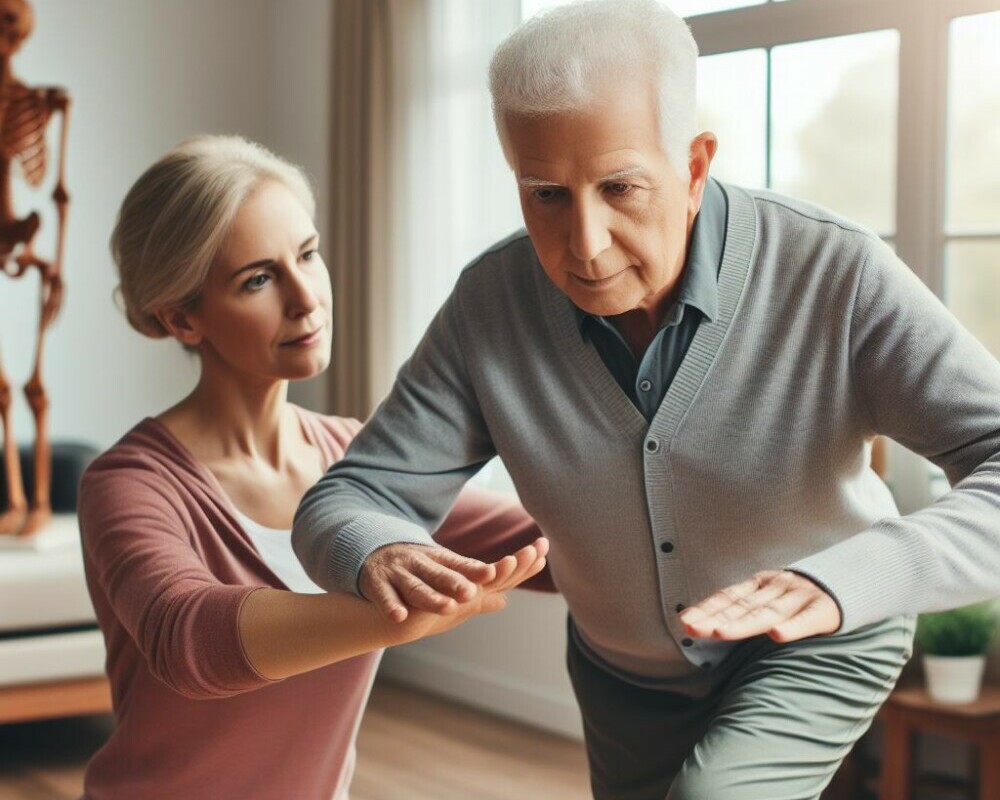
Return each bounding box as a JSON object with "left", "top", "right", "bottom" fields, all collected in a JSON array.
[{"left": 572, "top": 178, "right": 728, "bottom": 422}]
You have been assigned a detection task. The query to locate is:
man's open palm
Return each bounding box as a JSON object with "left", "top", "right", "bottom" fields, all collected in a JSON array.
[{"left": 679, "top": 569, "right": 841, "bottom": 643}]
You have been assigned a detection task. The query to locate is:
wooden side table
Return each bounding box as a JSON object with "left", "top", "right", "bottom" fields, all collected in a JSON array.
[{"left": 879, "top": 684, "right": 1000, "bottom": 800}]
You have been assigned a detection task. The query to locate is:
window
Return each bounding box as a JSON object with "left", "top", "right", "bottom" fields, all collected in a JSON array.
[{"left": 944, "top": 11, "right": 1000, "bottom": 360}]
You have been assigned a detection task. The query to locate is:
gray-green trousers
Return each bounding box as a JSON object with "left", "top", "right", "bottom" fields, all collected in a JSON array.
[{"left": 566, "top": 614, "right": 915, "bottom": 800}]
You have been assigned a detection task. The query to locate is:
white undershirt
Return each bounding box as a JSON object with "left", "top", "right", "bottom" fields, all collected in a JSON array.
[{"left": 232, "top": 508, "right": 325, "bottom": 594}]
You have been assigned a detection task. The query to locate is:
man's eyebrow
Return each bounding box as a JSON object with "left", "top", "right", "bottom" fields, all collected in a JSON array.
[
  {"left": 518, "top": 175, "right": 561, "bottom": 188},
  {"left": 517, "top": 167, "right": 651, "bottom": 188},
  {"left": 229, "top": 234, "right": 320, "bottom": 281},
  {"left": 597, "top": 166, "right": 650, "bottom": 182}
]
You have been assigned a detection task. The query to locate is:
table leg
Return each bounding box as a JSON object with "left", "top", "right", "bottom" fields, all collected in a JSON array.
[
  {"left": 879, "top": 708, "right": 913, "bottom": 800},
  {"left": 979, "top": 733, "right": 1000, "bottom": 800}
]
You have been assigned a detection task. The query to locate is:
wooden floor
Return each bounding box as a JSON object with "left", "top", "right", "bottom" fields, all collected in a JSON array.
[{"left": 0, "top": 679, "right": 591, "bottom": 800}]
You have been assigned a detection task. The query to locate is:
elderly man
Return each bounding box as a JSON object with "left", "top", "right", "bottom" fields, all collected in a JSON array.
[{"left": 293, "top": 1, "right": 1000, "bottom": 797}]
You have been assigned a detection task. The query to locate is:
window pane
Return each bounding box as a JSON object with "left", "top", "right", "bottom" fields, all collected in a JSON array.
[
  {"left": 945, "top": 241, "right": 1000, "bottom": 359},
  {"left": 770, "top": 30, "right": 899, "bottom": 235},
  {"left": 697, "top": 49, "right": 767, "bottom": 188},
  {"left": 521, "top": 0, "right": 763, "bottom": 20},
  {"left": 946, "top": 12, "right": 1000, "bottom": 233}
]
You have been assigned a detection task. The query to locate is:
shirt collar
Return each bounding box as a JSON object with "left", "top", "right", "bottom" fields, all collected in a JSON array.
[{"left": 572, "top": 177, "right": 727, "bottom": 333}]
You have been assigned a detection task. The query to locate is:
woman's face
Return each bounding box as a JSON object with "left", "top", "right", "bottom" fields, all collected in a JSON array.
[{"left": 181, "top": 180, "right": 333, "bottom": 383}]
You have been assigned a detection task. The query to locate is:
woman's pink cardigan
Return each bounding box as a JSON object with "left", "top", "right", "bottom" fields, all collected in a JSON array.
[{"left": 78, "top": 406, "right": 552, "bottom": 800}]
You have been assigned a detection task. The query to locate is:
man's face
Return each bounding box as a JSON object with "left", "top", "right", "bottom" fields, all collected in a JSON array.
[{"left": 506, "top": 80, "right": 709, "bottom": 319}]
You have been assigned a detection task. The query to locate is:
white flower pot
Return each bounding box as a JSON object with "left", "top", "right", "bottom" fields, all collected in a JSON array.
[{"left": 923, "top": 654, "right": 987, "bottom": 704}]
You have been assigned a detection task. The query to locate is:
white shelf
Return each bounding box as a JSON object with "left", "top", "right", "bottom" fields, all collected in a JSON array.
[
  {"left": 0, "top": 628, "right": 106, "bottom": 686},
  {"left": 0, "top": 514, "right": 100, "bottom": 637}
]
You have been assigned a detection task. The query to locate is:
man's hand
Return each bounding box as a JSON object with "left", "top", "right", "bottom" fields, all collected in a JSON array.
[
  {"left": 395, "top": 538, "right": 549, "bottom": 644},
  {"left": 678, "top": 570, "right": 841, "bottom": 643},
  {"left": 360, "top": 539, "right": 549, "bottom": 622}
]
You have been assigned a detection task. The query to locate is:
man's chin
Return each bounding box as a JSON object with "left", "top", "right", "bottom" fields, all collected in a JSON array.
[{"left": 568, "top": 290, "right": 636, "bottom": 318}]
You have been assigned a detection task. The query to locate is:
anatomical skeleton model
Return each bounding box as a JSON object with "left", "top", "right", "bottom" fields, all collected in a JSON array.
[{"left": 0, "top": 0, "right": 71, "bottom": 536}]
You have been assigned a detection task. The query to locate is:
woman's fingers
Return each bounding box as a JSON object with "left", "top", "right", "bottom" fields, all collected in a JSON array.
[
  {"left": 483, "top": 539, "right": 544, "bottom": 587},
  {"left": 491, "top": 554, "right": 519, "bottom": 585}
]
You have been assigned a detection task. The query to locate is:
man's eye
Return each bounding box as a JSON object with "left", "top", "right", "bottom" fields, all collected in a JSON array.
[
  {"left": 243, "top": 273, "right": 270, "bottom": 291},
  {"left": 533, "top": 187, "right": 563, "bottom": 202},
  {"left": 606, "top": 182, "right": 634, "bottom": 197}
]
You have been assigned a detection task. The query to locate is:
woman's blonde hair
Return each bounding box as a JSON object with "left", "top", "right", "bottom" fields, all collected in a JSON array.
[{"left": 111, "top": 134, "right": 315, "bottom": 340}]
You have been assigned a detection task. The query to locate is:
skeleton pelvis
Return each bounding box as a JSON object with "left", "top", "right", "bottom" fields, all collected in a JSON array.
[{"left": 0, "top": 209, "right": 39, "bottom": 262}]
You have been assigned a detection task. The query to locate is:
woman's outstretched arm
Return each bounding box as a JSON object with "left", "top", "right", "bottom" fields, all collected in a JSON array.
[{"left": 238, "top": 537, "right": 547, "bottom": 680}]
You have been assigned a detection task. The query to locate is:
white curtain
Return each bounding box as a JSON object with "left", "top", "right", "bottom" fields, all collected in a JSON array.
[{"left": 371, "top": 0, "right": 524, "bottom": 402}]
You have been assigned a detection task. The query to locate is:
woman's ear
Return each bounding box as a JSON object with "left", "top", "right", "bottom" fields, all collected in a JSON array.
[{"left": 155, "top": 305, "right": 204, "bottom": 347}]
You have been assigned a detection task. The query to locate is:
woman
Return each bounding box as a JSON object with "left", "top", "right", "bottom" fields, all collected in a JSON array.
[{"left": 78, "top": 134, "right": 550, "bottom": 800}]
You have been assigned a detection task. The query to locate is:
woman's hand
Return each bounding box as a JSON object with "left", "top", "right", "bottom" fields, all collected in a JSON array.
[
  {"left": 392, "top": 538, "right": 549, "bottom": 645},
  {"left": 678, "top": 569, "right": 841, "bottom": 643}
]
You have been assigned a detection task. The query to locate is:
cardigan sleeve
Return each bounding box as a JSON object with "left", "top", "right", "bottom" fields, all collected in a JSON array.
[
  {"left": 788, "top": 238, "right": 1000, "bottom": 633},
  {"left": 79, "top": 463, "right": 279, "bottom": 699},
  {"left": 293, "top": 282, "right": 499, "bottom": 595}
]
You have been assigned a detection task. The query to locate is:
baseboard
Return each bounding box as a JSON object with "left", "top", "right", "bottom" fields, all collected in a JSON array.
[{"left": 379, "top": 648, "right": 584, "bottom": 740}]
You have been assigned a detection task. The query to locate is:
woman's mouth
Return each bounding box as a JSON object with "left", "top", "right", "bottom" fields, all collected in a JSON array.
[{"left": 281, "top": 329, "right": 323, "bottom": 347}]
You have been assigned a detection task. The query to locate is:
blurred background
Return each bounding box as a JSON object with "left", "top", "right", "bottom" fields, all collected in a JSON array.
[{"left": 0, "top": 1, "right": 998, "bottom": 798}]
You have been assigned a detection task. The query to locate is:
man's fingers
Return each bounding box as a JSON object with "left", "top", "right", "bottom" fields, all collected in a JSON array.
[
  {"left": 412, "top": 557, "right": 479, "bottom": 602},
  {"left": 768, "top": 596, "right": 841, "bottom": 643},
  {"left": 396, "top": 571, "right": 459, "bottom": 614},
  {"left": 430, "top": 549, "right": 497, "bottom": 584},
  {"left": 704, "top": 590, "right": 814, "bottom": 640},
  {"left": 370, "top": 577, "right": 410, "bottom": 623},
  {"left": 678, "top": 571, "right": 789, "bottom": 632}
]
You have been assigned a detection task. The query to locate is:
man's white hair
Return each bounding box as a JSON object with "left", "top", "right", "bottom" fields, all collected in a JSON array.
[{"left": 489, "top": 0, "right": 699, "bottom": 175}]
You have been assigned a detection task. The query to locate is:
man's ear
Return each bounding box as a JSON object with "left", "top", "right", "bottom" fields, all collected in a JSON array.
[
  {"left": 155, "top": 305, "right": 204, "bottom": 347},
  {"left": 687, "top": 131, "right": 719, "bottom": 218}
]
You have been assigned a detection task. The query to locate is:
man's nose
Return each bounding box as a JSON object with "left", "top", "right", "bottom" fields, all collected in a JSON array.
[{"left": 568, "top": 197, "right": 612, "bottom": 263}]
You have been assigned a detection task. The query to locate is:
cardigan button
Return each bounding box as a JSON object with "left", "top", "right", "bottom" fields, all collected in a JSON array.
[
  {"left": 660, "top": 541, "right": 674, "bottom": 553},
  {"left": 645, "top": 438, "right": 660, "bottom": 453},
  {"left": 675, "top": 603, "right": 686, "bottom": 613},
  {"left": 682, "top": 638, "right": 694, "bottom": 647}
]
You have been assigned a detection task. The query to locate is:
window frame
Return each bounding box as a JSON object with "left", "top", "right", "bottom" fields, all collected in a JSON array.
[{"left": 687, "top": 0, "right": 1000, "bottom": 297}]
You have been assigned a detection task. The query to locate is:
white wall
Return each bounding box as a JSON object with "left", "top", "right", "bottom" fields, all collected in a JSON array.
[
  {"left": 0, "top": 0, "right": 331, "bottom": 455},
  {"left": 380, "top": 589, "right": 583, "bottom": 738},
  {"left": 265, "top": 0, "right": 333, "bottom": 414}
]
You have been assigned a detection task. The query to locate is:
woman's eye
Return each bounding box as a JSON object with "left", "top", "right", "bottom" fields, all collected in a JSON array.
[
  {"left": 243, "top": 273, "right": 270, "bottom": 291},
  {"left": 301, "top": 249, "right": 319, "bottom": 262}
]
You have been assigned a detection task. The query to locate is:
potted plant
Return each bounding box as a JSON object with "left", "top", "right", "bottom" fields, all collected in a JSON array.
[{"left": 915, "top": 601, "right": 999, "bottom": 704}]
